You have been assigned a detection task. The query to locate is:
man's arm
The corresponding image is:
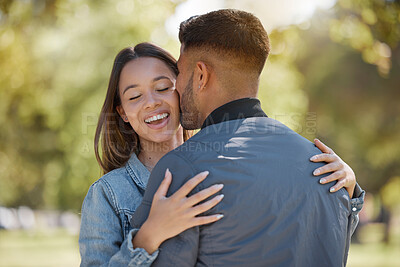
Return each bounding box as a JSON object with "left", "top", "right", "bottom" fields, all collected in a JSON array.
[{"left": 131, "top": 152, "right": 201, "bottom": 267}]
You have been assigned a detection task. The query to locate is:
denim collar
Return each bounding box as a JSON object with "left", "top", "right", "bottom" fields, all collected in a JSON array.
[{"left": 125, "top": 152, "right": 150, "bottom": 191}]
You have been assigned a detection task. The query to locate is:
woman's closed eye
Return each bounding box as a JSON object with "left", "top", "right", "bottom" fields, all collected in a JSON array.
[
  {"left": 129, "top": 95, "right": 141, "bottom": 100},
  {"left": 157, "top": 87, "right": 171, "bottom": 92},
  {"left": 128, "top": 87, "right": 173, "bottom": 100}
]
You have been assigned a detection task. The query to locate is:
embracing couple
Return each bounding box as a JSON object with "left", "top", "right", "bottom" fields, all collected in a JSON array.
[{"left": 79, "top": 9, "right": 365, "bottom": 267}]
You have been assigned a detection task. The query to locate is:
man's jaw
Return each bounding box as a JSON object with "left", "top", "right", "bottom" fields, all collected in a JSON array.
[{"left": 180, "top": 110, "right": 204, "bottom": 130}]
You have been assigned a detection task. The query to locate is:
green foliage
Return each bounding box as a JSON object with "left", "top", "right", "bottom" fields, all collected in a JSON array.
[
  {"left": 380, "top": 176, "right": 400, "bottom": 211},
  {"left": 297, "top": 4, "right": 400, "bottom": 195},
  {"left": 330, "top": 0, "right": 400, "bottom": 76},
  {"left": 0, "top": 0, "right": 178, "bottom": 211},
  {"left": 259, "top": 29, "right": 310, "bottom": 135}
]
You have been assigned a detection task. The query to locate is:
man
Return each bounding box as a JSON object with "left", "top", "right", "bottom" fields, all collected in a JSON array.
[{"left": 132, "top": 9, "right": 364, "bottom": 266}]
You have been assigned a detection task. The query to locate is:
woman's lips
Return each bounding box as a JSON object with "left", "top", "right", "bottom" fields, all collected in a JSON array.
[
  {"left": 144, "top": 112, "right": 169, "bottom": 123},
  {"left": 144, "top": 114, "right": 170, "bottom": 130}
]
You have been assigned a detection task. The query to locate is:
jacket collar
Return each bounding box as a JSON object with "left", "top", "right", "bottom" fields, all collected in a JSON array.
[
  {"left": 125, "top": 152, "right": 150, "bottom": 191},
  {"left": 201, "top": 98, "right": 268, "bottom": 129}
]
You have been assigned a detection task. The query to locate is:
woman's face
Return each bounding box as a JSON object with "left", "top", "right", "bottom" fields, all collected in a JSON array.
[{"left": 117, "top": 57, "right": 181, "bottom": 144}]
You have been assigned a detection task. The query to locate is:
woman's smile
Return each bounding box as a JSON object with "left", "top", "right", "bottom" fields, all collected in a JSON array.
[{"left": 143, "top": 111, "right": 170, "bottom": 130}]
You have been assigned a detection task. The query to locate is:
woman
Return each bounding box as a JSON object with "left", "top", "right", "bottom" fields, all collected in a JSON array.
[{"left": 79, "top": 42, "right": 359, "bottom": 266}]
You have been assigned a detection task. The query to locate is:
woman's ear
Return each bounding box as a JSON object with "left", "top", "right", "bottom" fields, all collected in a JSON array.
[
  {"left": 194, "top": 61, "right": 209, "bottom": 91},
  {"left": 116, "top": 105, "right": 129, "bottom": 122}
]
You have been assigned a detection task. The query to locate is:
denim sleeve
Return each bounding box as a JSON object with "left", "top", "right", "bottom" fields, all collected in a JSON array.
[
  {"left": 79, "top": 180, "right": 159, "bottom": 267},
  {"left": 131, "top": 152, "right": 200, "bottom": 267},
  {"left": 349, "top": 183, "right": 365, "bottom": 236}
]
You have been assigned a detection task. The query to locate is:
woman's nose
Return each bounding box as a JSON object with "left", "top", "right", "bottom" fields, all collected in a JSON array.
[{"left": 144, "top": 92, "right": 162, "bottom": 109}]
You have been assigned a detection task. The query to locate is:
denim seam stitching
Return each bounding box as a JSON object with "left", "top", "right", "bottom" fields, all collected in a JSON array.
[
  {"left": 126, "top": 164, "right": 146, "bottom": 191},
  {"left": 100, "top": 179, "right": 120, "bottom": 215}
]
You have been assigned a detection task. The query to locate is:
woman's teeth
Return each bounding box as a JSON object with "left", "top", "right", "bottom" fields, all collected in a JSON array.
[{"left": 145, "top": 113, "right": 169, "bottom": 123}]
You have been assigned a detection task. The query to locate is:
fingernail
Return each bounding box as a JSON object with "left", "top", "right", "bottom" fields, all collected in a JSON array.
[
  {"left": 216, "top": 184, "right": 224, "bottom": 189},
  {"left": 165, "top": 168, "right": 170, "bottom": 174},
  {"left": 330, "top": 188, "right": 335, "bottom": 193},
  {"left": 216, "top": 214, "right": 224, "bottom": 219},
  {"left": 320, "top": 178, "right": 326, "bottom": 184},
  {"left": 202, "top": 171, "right": 209, "bottom": 176},
  {"left": 310, "top": 156, "right": 317, "bottom": 161},
  {"left": 313, "top": 169, "right": 320, "bottom": 175},
  {"left": 217, "top": 194, "right": 224, "bottom": 200}
]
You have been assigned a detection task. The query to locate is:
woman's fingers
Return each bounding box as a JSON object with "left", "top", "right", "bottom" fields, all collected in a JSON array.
[
  {"left": 172, "top": 171, "right": 210, "bottom": 200},
  {"left": 314, "top": 139, "right": 334, "bottom": 154},
  {"left": 144, "top": 171, "right": 225, "bottom": 246},
  {"left": 154, "top": 168, "right": 172, "bottom": 198},
  {"left": 319, "top": 170, "right": 345, "bottom": 184},
  {"left": 190, "top": 194, "right": 224, "bottom": 216},
  {"left": 186, "top": 183, "right": 224, "bottom": 207},
  {"left": 329, "top": 179, "right": 347, "bottom": 193},
  {"left": 191, "top": 214, "right": 224, "bottom": 227},
  {"left": 312, "top": 139, "right": 356, "bottom": 198},
  {"left": 310, "top": 153, "right": 336, "bottom": 163},
  {"left": 313, "top": 162, "right": 343, "bottom": 176}
]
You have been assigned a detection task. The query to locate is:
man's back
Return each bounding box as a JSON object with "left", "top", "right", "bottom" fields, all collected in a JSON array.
[{"left": 132, "top": 117, "right": 351, "bottom": 267}]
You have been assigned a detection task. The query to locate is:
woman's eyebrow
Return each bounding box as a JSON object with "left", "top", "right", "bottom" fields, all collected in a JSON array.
[
  {"left": 123, "top": 84, "right": 138, "bottom": 95},
  {"left": 153, "top": 76, "right": 170, "bottom": 82}
]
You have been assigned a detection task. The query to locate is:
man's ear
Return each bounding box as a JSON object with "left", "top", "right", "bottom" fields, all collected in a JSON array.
[
  {"left": 116, "top": 105, "right": 128, "bottom": 122},
  {"left": 194, "top": 61, "right": 209, "bottom": 92}
]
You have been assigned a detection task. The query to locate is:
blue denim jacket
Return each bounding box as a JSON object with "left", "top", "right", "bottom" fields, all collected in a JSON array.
[
  {"left": 79, "top": 153, "right": 158, "bottom": 267},
  {"left": 79, "top": 152, "right": 364, "bottom": 266}
]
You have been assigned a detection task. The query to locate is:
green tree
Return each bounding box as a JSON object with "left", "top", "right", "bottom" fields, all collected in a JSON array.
[
  {"left": 300, "top": 0, "right": 400, "bottom": 194},
  {"left": 330, "top": 0, "right": 400, "bottom": 76},
  {"left": 0, "top": 0, "right": 180, "bottom": 211}
]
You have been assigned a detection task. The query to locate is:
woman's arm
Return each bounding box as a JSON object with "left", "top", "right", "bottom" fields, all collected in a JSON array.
[{"left": 79, "top": 180, "right": 161, "bottom": 267}]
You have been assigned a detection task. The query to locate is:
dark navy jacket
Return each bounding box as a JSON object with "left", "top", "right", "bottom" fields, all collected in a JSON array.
[{"left": 131, "top": 98, "right": 364, "bottom": 267}]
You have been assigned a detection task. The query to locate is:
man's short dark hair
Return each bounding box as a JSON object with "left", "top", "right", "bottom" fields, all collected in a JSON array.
[{"left": 179, "top": 9, "right": 270, "bottom": 75}]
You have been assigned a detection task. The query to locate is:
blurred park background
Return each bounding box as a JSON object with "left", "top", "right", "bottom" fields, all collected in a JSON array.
[{"left": 0, "top": 0, "right": 399, "bottom": 266}]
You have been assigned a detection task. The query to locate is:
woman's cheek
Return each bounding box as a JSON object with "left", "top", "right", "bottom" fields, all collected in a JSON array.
[
  {"left": 172, "top": 91, "right": 180, "bottom": 107},
  {"left": 126, "top": 112, "right": 141, "bottom": 132}
]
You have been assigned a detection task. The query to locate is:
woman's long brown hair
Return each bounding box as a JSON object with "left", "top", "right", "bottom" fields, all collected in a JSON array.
[{"left": 95, "top": 42, "right": 191, "bottom": 174}]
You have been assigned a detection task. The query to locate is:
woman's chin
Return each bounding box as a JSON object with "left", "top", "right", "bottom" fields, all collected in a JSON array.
[{"left": 140, "top": 130, "right": 181, "bottom": 146}]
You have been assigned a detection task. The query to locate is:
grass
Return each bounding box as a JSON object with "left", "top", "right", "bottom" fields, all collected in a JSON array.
[
  {"left": 0, "top": 230, "right": 80, "bottom": 267},
  {"left": 347, "top": 223, "right": 400, "bottom": 267},
  {"left": 348, "top": 243, "right": 400, "bottom": 267},
  {"left": 0, "top": 226, "right": 399, "bottom": 267}
]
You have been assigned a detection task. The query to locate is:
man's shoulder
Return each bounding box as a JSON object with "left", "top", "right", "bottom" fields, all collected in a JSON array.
[
  {"left": 157, "top": 117, "right": 318, "bottom": 171},
  {"left": 156, "top": 142, "right": 200, "bottom": 171},
  {"left": 160, "top": 134, "right": 218, "bottom": 162},
  {"left": 164, "top": 117, "right": 308, "bottom": 160},
  {"left": 196, "top": 117, "right": 297, "bottom": 138}
]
